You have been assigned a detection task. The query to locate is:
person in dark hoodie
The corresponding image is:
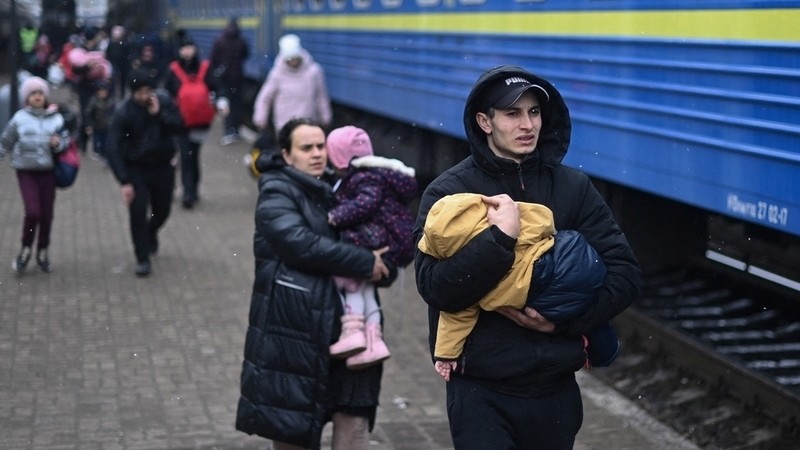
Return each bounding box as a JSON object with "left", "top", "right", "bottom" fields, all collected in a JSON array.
[
  {"left": 164, "top": 33, "right": 226, "bottom": 209},
  {"left": 209, "top": 17, "right": 249, "bottom": 145},
  {"left": 413, "top": 66, "right": 641, "bottom": 449},
  {"left": 105, "top": 69, "right": 184, "bottom": 277}
]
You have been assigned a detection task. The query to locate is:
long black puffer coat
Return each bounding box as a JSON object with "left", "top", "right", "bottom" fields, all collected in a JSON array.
[
  {"left": 236, "top": 152, "right": 380, "bottom": 448},
  {"left": 414, "top": 65, "right": 641, "bottom": 396}
]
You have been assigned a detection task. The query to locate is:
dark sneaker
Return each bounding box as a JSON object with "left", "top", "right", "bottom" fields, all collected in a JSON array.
[
  {"left": 36, "top": 249, "right": 52, "bottom": 273},
  {"left": 181, "top": 196, "right": 195, "bottom": 209},
  {"left": 12, "top": 247, "right": 31, "bottom": 273},
  {"left": 134, "top": 260, "right": 152, "bottom": 277},
  {"left": 148, "top": 234, "right": 159, "bottom": 255}
]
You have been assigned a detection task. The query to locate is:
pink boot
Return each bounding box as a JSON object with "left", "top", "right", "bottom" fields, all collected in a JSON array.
[
  {"left": 330, "top": 315, "right": 367, "bottom": 359},
  {"left": 347, "top": 323, "right": 391, "bottom": 370}
]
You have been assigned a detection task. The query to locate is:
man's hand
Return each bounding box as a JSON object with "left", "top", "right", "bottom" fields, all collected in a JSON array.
[
  {"left": 370, "top": 246, "right": 390, "bottom": 282},
  {"left": 481, "top": 194, "right": 520, "bottom": 239},
  {"left": 121, "top": 184, "right": 135, "bottom": 206},
  {"left": 496, "top": 306, "right": 555, "bottom": 333}
]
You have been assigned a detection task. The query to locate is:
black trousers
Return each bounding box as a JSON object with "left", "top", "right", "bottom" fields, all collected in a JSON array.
[
  {"left": 127, "top": 164, "right": 175, "bottom": 263},
  {"left": 446, "top": 375, "right": 583, "bottom": 450},
  {"left": 220, "top": 84, "right": 242, "bottom": 136},
  {"left": 178, "top": 134, "right": 201, "bottom": 201}
]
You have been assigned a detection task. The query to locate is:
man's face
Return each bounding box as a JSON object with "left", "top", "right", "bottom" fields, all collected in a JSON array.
[
  {"left": 282, "top": 124, "right": 327, "bottom": 178},
  {"left": 476, "top": 90, "right": 542, "bottom": 163},
  {"left": 132, "top": 86, "right": 154, "bottom": 106},
  {"left": 178, "top": 44, "right": 197, "bottom": 61}
]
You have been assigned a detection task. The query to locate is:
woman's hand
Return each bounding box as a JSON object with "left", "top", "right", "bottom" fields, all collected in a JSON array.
[
  {"left": 496, "top": 306, "right": 555, "bottom": 333},
  {"left": 370, "top": 246, "right": 390, "bottom": 282}
]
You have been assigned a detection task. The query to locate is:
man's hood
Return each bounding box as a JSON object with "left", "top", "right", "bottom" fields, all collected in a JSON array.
[{"left": 463, "top": 65, "right": 571, "bottom": 168}]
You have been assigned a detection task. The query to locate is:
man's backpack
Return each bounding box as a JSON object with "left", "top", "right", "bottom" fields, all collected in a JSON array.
[{"left": 169, "top": 60, "right": 215, "bottom": 127}]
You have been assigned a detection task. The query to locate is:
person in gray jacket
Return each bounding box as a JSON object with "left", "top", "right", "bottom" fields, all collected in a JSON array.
[{"left": 0, "top": 76, "right": 70, "bottom": 274}]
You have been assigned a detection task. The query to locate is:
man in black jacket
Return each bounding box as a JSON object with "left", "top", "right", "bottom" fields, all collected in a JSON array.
[
  {"left": 414, "top": 66, "right": 641, "bottom": 449},
  {"left": 106, "top": 69, "right": 184, "bottom": 277}
]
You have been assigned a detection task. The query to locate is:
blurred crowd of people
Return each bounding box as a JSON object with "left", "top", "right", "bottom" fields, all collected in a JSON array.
[{"left": 2, "top": 18, "right": 254, "bottom": 278}]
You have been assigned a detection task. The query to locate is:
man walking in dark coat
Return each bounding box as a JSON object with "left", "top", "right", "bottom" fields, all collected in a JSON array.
[
  {"left": 105, "top": 69, "right": 185, "bottom": 277},
  {"left": 414, "top": 65, "right": 641, "bottom": 449},
  {"left": 209, "top": 17, "right": 249, "bottom": 145}
]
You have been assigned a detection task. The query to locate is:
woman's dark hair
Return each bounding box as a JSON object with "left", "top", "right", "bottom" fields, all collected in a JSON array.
[{"left": 278, "top": 118, "right": 324, "bottom": 153}]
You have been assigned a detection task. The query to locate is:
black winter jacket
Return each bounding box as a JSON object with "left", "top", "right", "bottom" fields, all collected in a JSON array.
[
  {"left": 105, "top": 91, "right": 183, "bottom": 185},
  {"left": 236, "top": 153, "right": 381, "bottom": 449},
  {"left": 414, "top": 65, "right": 641, "bottom": 396}
]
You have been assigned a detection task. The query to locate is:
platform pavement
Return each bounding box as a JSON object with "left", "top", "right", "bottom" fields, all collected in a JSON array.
[{"left": 0, "top": 84, "right": 698, "bottom": 449}]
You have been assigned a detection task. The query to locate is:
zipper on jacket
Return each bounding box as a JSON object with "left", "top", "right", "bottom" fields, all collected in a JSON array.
[{"left": 517, "top": 164, "right": 525, "bottom": 191}]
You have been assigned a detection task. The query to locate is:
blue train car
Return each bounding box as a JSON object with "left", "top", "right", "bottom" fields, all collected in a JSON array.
[{"left": 280, "top": 0, "right": 800, "bottom": 243}]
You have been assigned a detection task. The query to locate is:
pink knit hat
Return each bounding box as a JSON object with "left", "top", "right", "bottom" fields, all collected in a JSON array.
[
  {"left": 21, "top": 76, "right": 50, "bottom": 101},
  {"left": 326, "top": 126, "right": 374, "bottom": 169}
]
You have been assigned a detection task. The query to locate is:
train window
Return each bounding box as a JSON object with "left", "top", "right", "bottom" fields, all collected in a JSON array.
[
  {"left": 514, "top": 0, "right": 546, "bottom": 3},
  {"left": 381, "top": 0, "right": 403, "bottom": 7},
  {"left": 417, "top": 0, "right": 439, "bottom": 7},
  {"left": 460, "top": 0, "right": 487, "bottom": 4},
  {"left": 330, "top": 0, "right": 347, "bottom": 10},
  {"left": 310, "top": 0, "right": 325, "bottom": 10},
  {"left": 353, "top": 0, "right": 372, "bottom": 9},
  {"left": 289, "top": 0, "right": 305, "bottom": 12}
]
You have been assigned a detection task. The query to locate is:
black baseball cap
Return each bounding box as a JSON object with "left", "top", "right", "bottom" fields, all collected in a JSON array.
[{"left": 478, "top": 76, "right": 550, "bottom": 111}]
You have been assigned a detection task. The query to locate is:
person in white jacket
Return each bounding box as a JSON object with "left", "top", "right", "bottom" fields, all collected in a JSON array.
[
  {"left": 251, "top": 34, "right": 332, "bottom": 137},
  {"left": 0, "top": 76, "right": 70, "bottom": 274}
]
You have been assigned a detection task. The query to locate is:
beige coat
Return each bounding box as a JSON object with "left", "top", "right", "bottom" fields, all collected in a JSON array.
[{"left": 418, "top": 193, "right": 555, "bottom": 360}]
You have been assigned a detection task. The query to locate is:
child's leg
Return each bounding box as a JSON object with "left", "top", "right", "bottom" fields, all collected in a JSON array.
[
  {"left": 347, "top": 282, "right": 391, "bottom": 369},
  {"left": 344, "top": 285, "right": 366, "bottom": 316},
  {"left": 333, "top": 276, "right": 364, "bottom": 314},
  {"left": 330, "top": 279, "right": 368, "bottom": 358},
  {"left": 362, "top": 283, "right": 380, "bottom": 325}
]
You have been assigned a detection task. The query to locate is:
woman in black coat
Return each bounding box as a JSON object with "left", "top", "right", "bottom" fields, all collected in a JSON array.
[{"left": 235, "top": 118, "right": 390, "bottom": 450}]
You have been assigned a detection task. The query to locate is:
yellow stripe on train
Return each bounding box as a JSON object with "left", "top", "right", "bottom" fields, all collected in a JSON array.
[{"left": 282, "top": 9, "right": 800, "bottom": 43}]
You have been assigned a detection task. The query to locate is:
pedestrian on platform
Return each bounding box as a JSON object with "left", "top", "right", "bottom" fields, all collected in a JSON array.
[
  {"left": 84, "top": 79, "right": 115, "bottom": 164},
  {"left": 325, "top": 125, "right": 418, "bottom": 369},
  {"left": 0, "top": 77, "right": 70, "bottom": 274},
  {"left": 164, "top": 33, "right": 226, "bottom": 209},
  {"left": 251, "top": 34, "right": 332, "bottom": 138},
  {"left": 105, "top": 69, "right": 184, "bottom": 277},
  {"left": 105, "top": 25, "right": 134, "bottom": 100},
  {"left": 235, "top": 118, "right": 391, "bottom": 450},
  {"left": 413, "top": 65, "right": 642, "bottom": 449},
  {"left": 209, "top": 17, "right": 249, "bottom": 145}
]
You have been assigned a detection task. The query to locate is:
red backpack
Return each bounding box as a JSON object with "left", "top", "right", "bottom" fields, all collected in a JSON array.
[{"left": 169, "top": 60, "right": 215, "bottom": 127}]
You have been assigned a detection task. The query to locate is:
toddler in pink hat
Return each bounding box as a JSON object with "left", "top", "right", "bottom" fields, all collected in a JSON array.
[{"left": 325, "top": 126, "right": 418, "bottom": 369}]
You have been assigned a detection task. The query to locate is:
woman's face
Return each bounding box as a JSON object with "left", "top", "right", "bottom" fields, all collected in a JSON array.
[{"left": 282, "top": 124, "right": 327, "bottom": 178}]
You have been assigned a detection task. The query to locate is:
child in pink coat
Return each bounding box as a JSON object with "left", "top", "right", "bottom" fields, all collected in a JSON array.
[{"left": 326, "top": 126, "right": 417, "bottom": 369}]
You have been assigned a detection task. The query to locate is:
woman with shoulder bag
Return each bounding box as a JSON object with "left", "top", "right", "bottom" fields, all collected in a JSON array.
[{"left": 0, "top": 77, "right": 70, "bottom": 274}]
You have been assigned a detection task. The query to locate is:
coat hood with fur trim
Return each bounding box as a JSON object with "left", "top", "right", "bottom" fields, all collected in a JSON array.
[{"left": 463, "top": 65, "right": 572, "bottom": 171}]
